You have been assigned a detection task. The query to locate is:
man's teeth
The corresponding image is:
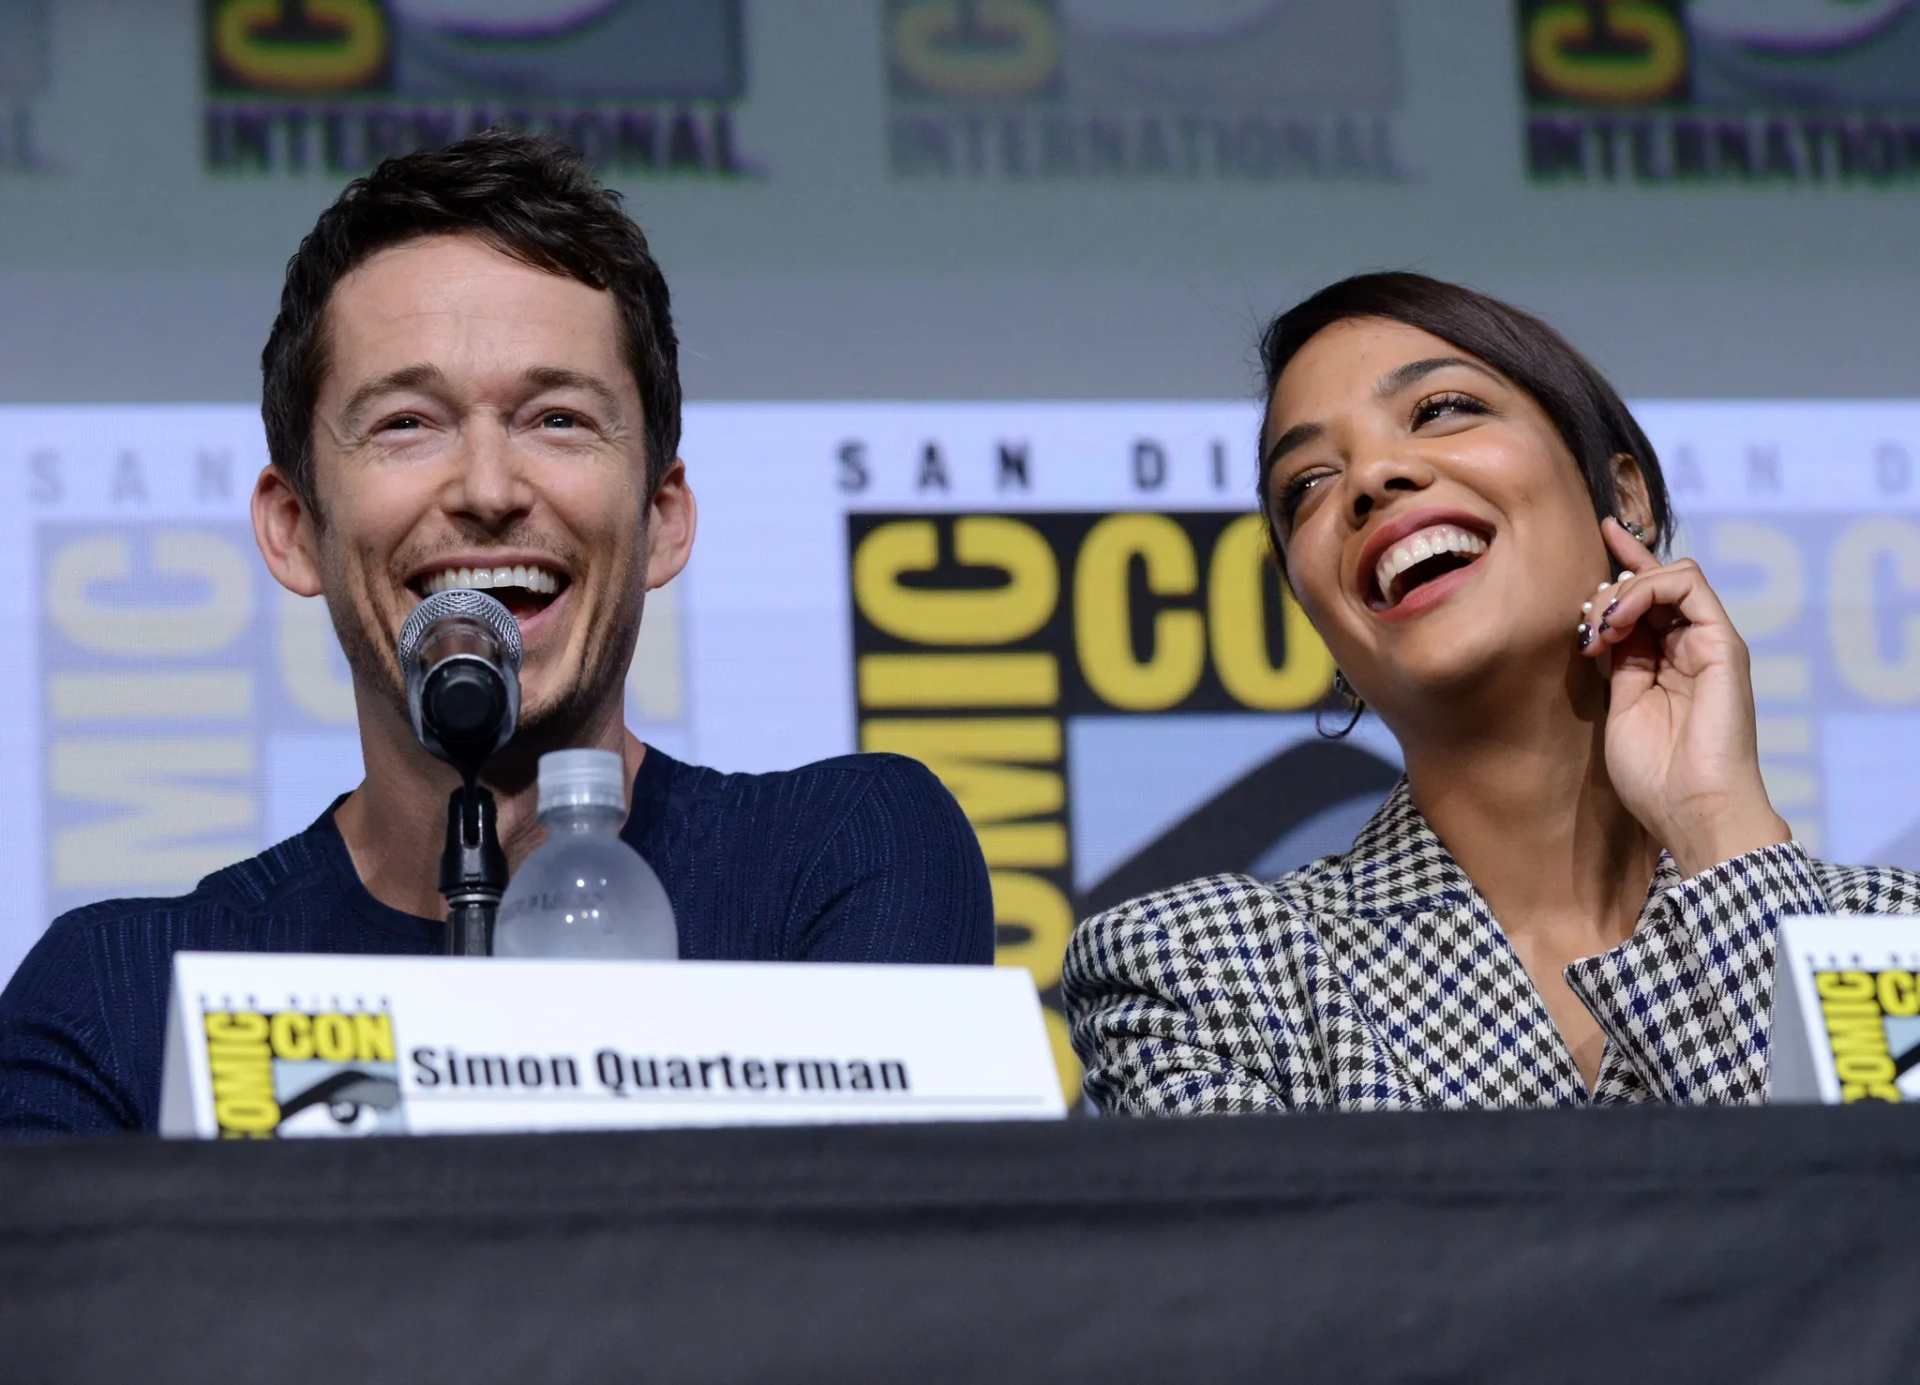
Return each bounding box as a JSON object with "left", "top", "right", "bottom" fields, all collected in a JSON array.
[
  {"left": 422, "top": 566, "right": 561, "bottom": 596},
  {"left": 1374, "top": 525, "right": 1488, "bottom": 607}
]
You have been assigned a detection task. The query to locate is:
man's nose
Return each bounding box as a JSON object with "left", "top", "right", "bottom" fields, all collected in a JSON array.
[
  {"left": 1347, "top": 447, "right": 1435, "bottom": 523},
  {"left": 448, "top": 421, "right": 532, "bottom": 527}
]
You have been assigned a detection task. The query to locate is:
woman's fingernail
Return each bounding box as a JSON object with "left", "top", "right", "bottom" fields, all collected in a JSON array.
[
  {"left": 1578, "top": 623, "right": 1592, "bottom": 648},
  {"left": 1603, "top": 599, "right": 1619, "bottom": 620}
]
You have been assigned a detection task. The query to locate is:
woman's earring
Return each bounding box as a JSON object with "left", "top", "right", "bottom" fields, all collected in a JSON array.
[
  {"left": 1619, "top": 517, "right": 1648, "bottom": 543},
  {"left": 1318, "top": 670, "right": 1365, "bottom": 739}
]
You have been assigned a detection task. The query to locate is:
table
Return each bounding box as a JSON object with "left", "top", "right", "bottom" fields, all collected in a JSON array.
[{"left": 3, "top": 1103, "right": 1917, "bottom": 1382}]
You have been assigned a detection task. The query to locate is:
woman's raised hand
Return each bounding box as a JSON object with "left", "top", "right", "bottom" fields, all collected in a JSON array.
[{"left": 1580, "top": 517, "right": 1791, "bottom": 877}]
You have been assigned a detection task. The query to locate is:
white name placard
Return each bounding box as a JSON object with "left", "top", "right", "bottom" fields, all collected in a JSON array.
[
  {"left": 1771, "top": 916, "right": 1920, "bottom": 1104},
  {"left": 159, "top": 953, "right": 1065, "bottom": 1138}
]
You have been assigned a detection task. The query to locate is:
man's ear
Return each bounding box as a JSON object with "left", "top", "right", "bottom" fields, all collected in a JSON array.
[
  {"left": 252, "top": 465, "right": 325, "bottom": 598},
  {"left": 1609, "top": 452, "right": 1656, "bottom": 546},
  {"left": 644, "top": 456, "right": 696, "bottom": 591}
]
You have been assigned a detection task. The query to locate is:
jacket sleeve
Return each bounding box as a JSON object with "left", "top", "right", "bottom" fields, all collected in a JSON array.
[
  {"left": 1563, "top": 842, "right": 1834, "bottom": 1105},
  {"left": 1061, "top": 877, "right": 1325, "bottom": 1115}
]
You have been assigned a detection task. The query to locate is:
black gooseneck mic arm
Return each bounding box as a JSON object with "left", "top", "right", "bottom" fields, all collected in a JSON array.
[
  {"left": 440, "top": 774, "right": 507, "bottom": 956},
  {"left": 398, "top": 590, "right": 524, "bottom": 958}
]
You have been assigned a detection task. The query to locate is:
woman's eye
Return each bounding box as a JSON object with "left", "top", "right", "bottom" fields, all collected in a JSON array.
[
  {"left": 1412, "top": 392, "right": 1486, "bottom": 428},
  {"left": 540, "top": 412, "right": 579, "bottom": 429},
  {"left": 379, "top": 415, "right": 422, "bottom": 432},
  {"left": 1277, "top": 470, "right": 1330, "bottom": 522}
]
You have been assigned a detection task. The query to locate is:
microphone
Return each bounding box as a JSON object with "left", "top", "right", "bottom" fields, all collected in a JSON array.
[
  {"left": 396, "top": 589, "right": 524, "bottom": 957},
  {"left": 399, "top": 589, "right": 523, "bottom": 776}
]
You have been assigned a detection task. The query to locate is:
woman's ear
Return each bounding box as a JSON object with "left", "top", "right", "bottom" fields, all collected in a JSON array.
[
  {"left": 1609, "top": 452, "right": 1655, "bottom": 546},
  {"left": 251, "top": 465, "right": 325, "bottom": 598}
]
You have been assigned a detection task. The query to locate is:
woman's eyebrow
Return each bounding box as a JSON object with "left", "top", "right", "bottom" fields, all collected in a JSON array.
[
  {"left": 1374, "top": 355, "right": 1501, "bottom": 399},
  {"left": 1261, "top": 421, "right": 1324, "bottom": 473}
]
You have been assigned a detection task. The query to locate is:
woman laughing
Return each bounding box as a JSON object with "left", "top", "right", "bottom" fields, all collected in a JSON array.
[{"left": 1064, "top": 272, "right": 1920, "bottom": 1113}]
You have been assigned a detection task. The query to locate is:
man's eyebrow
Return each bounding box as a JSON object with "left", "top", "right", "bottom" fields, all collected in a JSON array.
[
  {"left": 1261, "top": 421, "right": 1325, "bottom": 476},
  {"left": 523, "top": 367, "right": 623, "bottom": 421},
  {"left": 339, "top": 363, "right": 447, "bottom": 434},
  {"left": 1375, "top": 355, "right": 1501, "bottom": 399}
]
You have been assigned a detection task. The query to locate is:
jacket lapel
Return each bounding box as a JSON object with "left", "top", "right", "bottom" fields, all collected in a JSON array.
[
  {"left": 1585, "top": 853, "right": 1682, "bottom": 1105},
  {"left": 1314, "top": 782, "right": 1591, "bottom": 1108}
]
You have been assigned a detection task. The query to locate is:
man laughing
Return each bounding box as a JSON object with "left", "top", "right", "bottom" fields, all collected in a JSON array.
[{"left": 0, "top": 131, "right": 992, "bottom": 1135}]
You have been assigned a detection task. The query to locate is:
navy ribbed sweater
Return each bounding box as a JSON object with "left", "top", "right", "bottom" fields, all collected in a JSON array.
[{"left": 0, "top": 748, "right": 993, "bottom": 1135}]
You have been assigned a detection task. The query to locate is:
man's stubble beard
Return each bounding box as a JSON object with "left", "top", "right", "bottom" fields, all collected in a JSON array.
[{"left": 318, "top": 538, "right": 650, "bottom": 774}]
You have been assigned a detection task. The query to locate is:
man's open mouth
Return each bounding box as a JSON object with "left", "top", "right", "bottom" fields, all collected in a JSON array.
[
  {"left": 1367, "top": 524, "right": 1490, "bottom": 611},
  {"left": 412, "top": 563, "right": 570, "bottom": 620}
]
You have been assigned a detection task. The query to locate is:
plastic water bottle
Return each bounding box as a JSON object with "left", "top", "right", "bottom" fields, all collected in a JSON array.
[{"left": 493, "top": 749, "right": 678, "bottom": 959}]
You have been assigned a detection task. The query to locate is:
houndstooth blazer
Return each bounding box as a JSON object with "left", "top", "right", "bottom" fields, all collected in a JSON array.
[{"left": 1063, "top": 779, "right": 1920, "bottom": 1112}]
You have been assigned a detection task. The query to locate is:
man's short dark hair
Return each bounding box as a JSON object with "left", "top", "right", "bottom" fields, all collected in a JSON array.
[
  {"left": 1256, "top": 272, "right": 1672, "bottom": 558},
  {"left": 261, "top": 128, "right": 680, "bottom": 513}
]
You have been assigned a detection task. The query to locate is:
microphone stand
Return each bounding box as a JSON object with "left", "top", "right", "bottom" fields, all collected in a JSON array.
[
  {"left": 400, "top": 589, "right": 524, "bottom": 959},
  {"left": 440, "top": 775, "right": 507, "bottom": 956}
]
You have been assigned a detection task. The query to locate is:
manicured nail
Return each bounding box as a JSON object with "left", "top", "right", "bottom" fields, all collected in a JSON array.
[
  {"left": 1603, "top": 599, "right": 1619, "bottom": 620},
  {"left": 1598, "top": 619, "right": 1610, "bottom": 635},
  {"left": 1578, "top": 622, "right": 1593, "bottom": 648}
]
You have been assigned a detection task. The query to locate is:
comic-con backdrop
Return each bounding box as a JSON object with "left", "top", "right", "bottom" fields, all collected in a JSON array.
[
  {"left": 6, "top": 3, "right": 1920, "bottom": 405},
  {"left": 7, "top": 399, "right": 1920, "bottom": 1095}
]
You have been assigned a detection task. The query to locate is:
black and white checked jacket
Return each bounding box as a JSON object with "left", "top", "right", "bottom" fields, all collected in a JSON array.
[{"left": 1063, "top": 780, "right": 1920, "bottom": 1112}]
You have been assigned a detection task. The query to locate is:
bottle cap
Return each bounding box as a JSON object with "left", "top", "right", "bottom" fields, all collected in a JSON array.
[{"left": 536, "top": 749, "right": 627, "bottom": 814}]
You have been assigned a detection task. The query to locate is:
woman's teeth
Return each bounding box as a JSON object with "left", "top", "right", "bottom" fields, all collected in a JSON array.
[
  {"left": 1373, "top": 525, "right": 1488, "bottom": 607},
  {"left": 422, "top": 565, "right": 561, "bottom": 596}
]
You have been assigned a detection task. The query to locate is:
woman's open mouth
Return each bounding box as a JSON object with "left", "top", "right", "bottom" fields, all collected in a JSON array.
[{"left": 1365, "top": 523, "right": 1490, "bottom": 612}]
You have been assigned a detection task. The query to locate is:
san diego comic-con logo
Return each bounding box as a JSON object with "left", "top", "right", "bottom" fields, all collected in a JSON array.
[
  {"left": 883, "top": 0, "right": 1409, "bottom": 181},
  {"left": 1520, "top": 0, "right": 1920, "bottom": 183},
  {"left": 203, "top": 1001, "right": 404, "bottom": 1137},
  {"left": 1809, "top": 967, "right": 1920, "bottom": 1102},
  {"left": 847, "top": 510, "right": 1403, "bottom": 1095},
  {"left": 202, "top": 0, "right": 755, "bottom": 175}
]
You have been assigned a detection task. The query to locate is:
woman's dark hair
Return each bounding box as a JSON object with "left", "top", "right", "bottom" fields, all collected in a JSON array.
[
  {"left": 261, "top": 128, "right": 680, "bottom": 515},
  {"left": 1256, "top": 272, "right": 1671, "bottom": 557}
]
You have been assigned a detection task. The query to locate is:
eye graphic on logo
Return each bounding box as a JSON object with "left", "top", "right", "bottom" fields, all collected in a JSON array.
[
  {"left": 208, "top": 0, "right": 390, "bottom": 93},
  {"left": 1688, "top": 0, "right": 1913, "bottom": 50},
  {"left": 1076, "top": 738, "right": 1401, "bottom": 919},
  {"left": 389, "top": 0, "right": 625, "bottom": 38},
  {"left": 274, "top": 1068, "right": 402, "bottom": 1137}
]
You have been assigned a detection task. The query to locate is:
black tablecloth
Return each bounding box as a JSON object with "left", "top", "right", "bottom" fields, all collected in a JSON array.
[{"left": 3, "top": 1104, "right": 1918, "bottom": 1383}]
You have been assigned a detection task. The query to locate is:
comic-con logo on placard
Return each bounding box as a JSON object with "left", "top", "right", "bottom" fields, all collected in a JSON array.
[
  {"left": 1520, "top": 0, "right": 1920, "bottom": 184},
  {"left": 1807, "top": 967, "right": 1920, "bottom": 1102},
  {"left": 203, "top": 0, "right": 756, "bottom": 175},
  {"left": 847, "top": 511, "right": 1405, "bottom": 1097},
  {"left": 204, "top": 1002, "right": 405, "bottom": 1136},
  {"left": 0, "top": 0, "right": 54, "bottom": 172},
  {"left": 884, "top": 0, "right": 1409, "bottom": 181}
]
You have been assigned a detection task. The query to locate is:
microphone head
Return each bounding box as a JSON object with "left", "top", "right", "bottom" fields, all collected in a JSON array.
[
  {"left": 399, "top": 589, "right": 523, "bottom": 770},
  {"left": 398, "top": 588, "right": 524, "bottom": 673}
]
